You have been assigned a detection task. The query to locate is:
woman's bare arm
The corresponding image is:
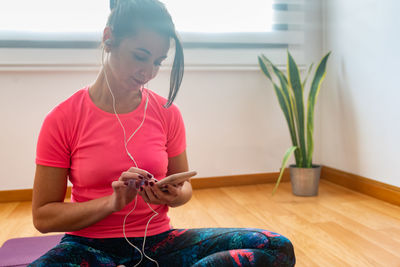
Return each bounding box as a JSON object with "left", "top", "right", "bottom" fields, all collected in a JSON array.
[
  {"left": 32, "top": 165, "right": 142, "bottom": 233},
  {"left": 166, "top": 150, "right": 193, "bottom": 207}
]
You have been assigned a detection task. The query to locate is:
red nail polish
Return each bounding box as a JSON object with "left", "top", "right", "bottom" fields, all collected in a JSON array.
[
  {"left": 150, "top": 182, "right": 154, "bottom": 186},
  {"left": 147, "top": 173, "right": 152, "bottom": 178},
  {"left": 145, "top": 180, "right": 149, "bottom": 186},
  {"left": 138, "top": 174, "right": 145, "bottom": 179}
]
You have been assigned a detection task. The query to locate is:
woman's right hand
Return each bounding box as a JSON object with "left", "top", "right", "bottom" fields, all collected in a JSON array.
[
  {"left": 33, "top": 165, "right": 156, "bottom": 233},
  {"left": 109, "top": 167, "right": 153, "bottom": 212}
]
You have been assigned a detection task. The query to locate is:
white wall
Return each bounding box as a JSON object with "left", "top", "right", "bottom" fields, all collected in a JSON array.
[
  {"left": 2, "top": 0, "right": 399, "bottom": 191},
  {"left": 320, "top": 0, "right": 400, "bottom": 187},
  {"left": 0, "top": 0, "right": 326, "bottom": 191},
  {"left": 0, "top": 69, "right": 293, "bottom": 190}
]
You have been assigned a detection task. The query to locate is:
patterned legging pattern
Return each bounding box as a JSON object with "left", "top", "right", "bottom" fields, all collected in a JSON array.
[{"left": 29, "top": 228, "right": 295, "bottom": 267}]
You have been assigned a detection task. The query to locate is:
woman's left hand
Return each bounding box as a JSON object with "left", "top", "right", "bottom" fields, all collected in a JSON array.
[{"left": 139, "top": 179, "right": 184, "bottom": 206}]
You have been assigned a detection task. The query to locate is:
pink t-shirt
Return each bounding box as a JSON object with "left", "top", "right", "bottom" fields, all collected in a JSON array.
[{"left": 36, "top": 86, "right": 186, "bottom": 238}]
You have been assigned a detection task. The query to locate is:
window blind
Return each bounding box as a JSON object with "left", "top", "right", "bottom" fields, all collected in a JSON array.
[{"left": 0, "top": 0, "right": 305, "bottom": 69}]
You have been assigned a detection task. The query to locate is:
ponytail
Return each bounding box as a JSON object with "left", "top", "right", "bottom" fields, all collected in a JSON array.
[{"left": 165, "top": 35, "right": 184, "bottom": 108}]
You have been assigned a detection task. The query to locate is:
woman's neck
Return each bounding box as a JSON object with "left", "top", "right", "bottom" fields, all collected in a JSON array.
[{"left": 89, "top": 70, "right": 143, "bottom": 114}]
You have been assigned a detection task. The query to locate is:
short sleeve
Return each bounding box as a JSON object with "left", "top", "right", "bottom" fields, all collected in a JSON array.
[
  {"left": 35, "top": 107, "right": 71, "bottom": 168},
  {"left": 166, "top": 104, "right": 186, "bottom": 157}
]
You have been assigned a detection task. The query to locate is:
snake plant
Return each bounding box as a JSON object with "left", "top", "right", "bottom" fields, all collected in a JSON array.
[{"left": 258, "top": 51, "right": 331, "bottom": 194}]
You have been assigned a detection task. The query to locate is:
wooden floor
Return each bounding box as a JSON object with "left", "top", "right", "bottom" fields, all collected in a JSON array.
[{"left": 1, "top": 180, "right": 400, "bottom": 266}]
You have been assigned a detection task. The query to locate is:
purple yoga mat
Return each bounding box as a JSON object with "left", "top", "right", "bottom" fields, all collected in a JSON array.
[{"left": 0, "top": 234, "right": 63, "bottom": 267}]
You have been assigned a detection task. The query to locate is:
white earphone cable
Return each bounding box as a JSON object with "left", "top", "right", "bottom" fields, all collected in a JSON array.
[{"left": 102, "top": 48, "right": 159, "bottom": 267}]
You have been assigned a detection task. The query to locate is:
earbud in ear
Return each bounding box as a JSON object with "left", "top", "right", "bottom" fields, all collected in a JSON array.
[{"left": 104, "top": 39, "right": 112, "bottom": 53}]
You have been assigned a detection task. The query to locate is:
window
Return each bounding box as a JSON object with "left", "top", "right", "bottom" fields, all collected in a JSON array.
[
  {"left": 0, "top": 0, "right": 304, "bottom": 69},
  {"left": 0, "top": 0, "right": 108, "bottom": 47}
]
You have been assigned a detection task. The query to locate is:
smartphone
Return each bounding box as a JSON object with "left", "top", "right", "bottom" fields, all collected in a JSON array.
[{"left": 156, "top": 171, "right": 197, "bottom": 191}]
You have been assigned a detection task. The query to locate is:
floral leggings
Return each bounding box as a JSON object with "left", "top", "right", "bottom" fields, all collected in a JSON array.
[{"left": 29, "top": 228, "right": 295, "bottom": 267}]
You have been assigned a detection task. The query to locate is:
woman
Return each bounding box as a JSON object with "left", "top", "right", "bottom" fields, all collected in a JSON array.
[{"left": 30, "top": 0, "right": 295, "bottom": 266}]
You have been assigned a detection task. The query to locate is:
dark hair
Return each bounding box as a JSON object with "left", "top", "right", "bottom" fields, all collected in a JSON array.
[{"left": 107, "top": 0, "right": 184, "bottom": 108}]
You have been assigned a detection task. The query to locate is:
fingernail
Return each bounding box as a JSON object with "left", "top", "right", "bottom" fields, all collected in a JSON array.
[
  {"left": 145, "top": 180, "right": 149, "bottom": 186},
  {"left": 138, "top": 174, "right": 145, "bottom": 179},
  {"left": 150, "top": 182, "right": 154, "bottom": 187},
  {"left": 124, "top": 181, "right": 129, "bottom": 186},
  {"left": 147, "top": 173, "right": 153, "bottom": 179}
]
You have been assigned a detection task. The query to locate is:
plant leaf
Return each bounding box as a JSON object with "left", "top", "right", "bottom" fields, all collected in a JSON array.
[
  {"left": 306, "top": 52, "right": 331, "bottom": 167},
  {"left": 260, "top": 54, "right": 288, "bottom": 84},
  {"left": 259, "top": 54, "right": 301, "bottom": 164},
  {"left": 258, "top": 56, "right": 291, "bottom": 123},
  {"left": 272, "top": 146, "right": 297, "bottom": 195},
  {"left": 257, "top": 55, "right": 273, "bottom": 81},
  {"left": 262, "top": 54, "right": 292, "bottom": 114},
  {"left": 265, "top": 56, "right": 302, "bottom": 165},
  {"left": 287, "top": 51, "right": 306, "bottom": 167},
  {"left": 302, "top": 63, "right": 314, "bottom": 89}
]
